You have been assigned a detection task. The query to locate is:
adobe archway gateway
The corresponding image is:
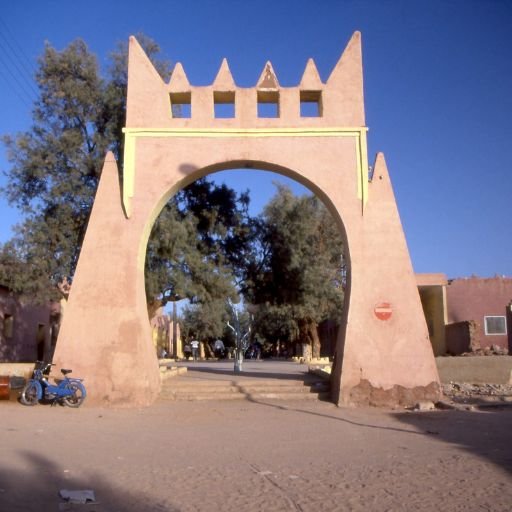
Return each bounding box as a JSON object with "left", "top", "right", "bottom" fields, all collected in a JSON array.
[{"left": 52, "top": 33, "right": 441, "bottom": 407}]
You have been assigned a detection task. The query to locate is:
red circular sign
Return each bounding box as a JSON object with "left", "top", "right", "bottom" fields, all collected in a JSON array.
[{"left": 374, "top": 302, "right": 392, "bottom": 320}]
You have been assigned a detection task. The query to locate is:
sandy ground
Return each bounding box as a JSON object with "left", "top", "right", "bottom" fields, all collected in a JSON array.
[{"left": 1, "top": 394, "right": 511, "bottom": 512}]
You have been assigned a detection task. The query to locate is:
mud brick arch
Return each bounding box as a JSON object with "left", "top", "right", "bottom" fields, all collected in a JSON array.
[{"left": 52, "top": 33, "right": 440, "bottom": 407}]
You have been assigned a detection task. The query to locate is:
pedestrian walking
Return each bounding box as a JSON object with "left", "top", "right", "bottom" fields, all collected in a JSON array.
[{"left": 190, "top": 339, "right": 200, "bottom": 361}]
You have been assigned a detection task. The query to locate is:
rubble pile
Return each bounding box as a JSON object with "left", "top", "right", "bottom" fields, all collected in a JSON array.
[
  {"left": 459, "top": 345, "right": 509, "bottom": 356},
  {"left": 442, "top": 382, "right": 512, "bottom": 406}
]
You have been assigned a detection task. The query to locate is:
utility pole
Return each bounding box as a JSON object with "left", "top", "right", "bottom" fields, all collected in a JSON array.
[{"left": 172, "top": 300, "right": 178, "bottom": 359}]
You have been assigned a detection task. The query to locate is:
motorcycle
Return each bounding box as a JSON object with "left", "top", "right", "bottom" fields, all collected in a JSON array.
[{"left": 20, "top": 361, "right": 86, "bottom": 408}]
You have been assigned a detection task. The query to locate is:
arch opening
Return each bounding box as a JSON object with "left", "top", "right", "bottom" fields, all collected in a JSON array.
[{"left": 142, "top": 161, "right": 351, "bottom": 378}]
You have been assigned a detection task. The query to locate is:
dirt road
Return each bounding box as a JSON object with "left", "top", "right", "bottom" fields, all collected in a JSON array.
[{"left": 1, "top": 397, "right": 511, "bottom": 511}]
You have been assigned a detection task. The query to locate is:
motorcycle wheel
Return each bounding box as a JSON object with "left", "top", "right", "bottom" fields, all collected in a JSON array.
[
  {"left": 19, "top": 382, "right": 39, "bottom": 406},
  {"left": 62, "top": 382, "right": 86, "bottom": 408}
]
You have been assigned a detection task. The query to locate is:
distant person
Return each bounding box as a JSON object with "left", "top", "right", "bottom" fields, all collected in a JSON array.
[
  {"left": 183, "top": 344, "right": 192, "bottom": 360},
  {"left": 253, "top": 341, "right": 262, "bottom": 360},
  {"left": 213, "top": 339, "right": 225, "bottom": 358},
  {"left": 190, "top": 339, "right": 200, "bottom": 361}
]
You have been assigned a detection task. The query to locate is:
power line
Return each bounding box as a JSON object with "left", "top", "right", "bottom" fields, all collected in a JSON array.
[
  {"left": 0, "top": 27, "right": 38, "bottom": 97},
  {"left": 0, "top": 16, "right": 38, "bottom": 109},
  {"left": 0, "top": 43, "right": 38, "bottom": 100},
  {"left": 0, "top": 16, "right": 38, "bottom": 88},
  {"left": 0, "top": 53, "right": 36, "bottom": 106},
  {"left": 0, "top": 64, "right": 34, "bottom": 109}
]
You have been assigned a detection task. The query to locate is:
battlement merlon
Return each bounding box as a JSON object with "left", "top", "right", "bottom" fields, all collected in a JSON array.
[
  {"left": 122, "top": 33, "right": 369, "bottom": 218},
  {"left": 125, "top": 32, "right": 366, "bottom": 129}
]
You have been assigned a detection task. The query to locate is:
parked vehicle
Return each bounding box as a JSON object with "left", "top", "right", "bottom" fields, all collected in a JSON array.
[{"left": 20, "top": 361, "right": 86, "bottom": 407}]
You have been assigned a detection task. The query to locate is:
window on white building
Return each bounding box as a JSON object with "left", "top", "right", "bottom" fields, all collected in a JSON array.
[{"left": 484, "top": 316, "right": 507, "bottom": 335}]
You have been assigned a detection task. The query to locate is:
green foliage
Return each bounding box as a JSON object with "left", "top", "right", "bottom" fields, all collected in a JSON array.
[
  {"left": 1, "top": 35, "right": 253, "bottom": 309},
  {"left": 180, "top": 299, "right": 230, "bottom": 342},
  {"left": 0, "top": 35, "right": 238, "bottom": 308},
  {"left": 0, "top": 36, "right": 173, "bottom": 302},
  {"left": 1, "top": 39, "right": 114, "bottom": 300},
  {"left": 145, "top": 179, "right": 253, "bottom": 313},
  {"left": 246, "top": 184, "right": 345, "bottom": 355}
]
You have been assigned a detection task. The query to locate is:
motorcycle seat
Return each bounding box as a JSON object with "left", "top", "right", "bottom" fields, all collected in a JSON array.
[{"left": 61, "top": 369, "right": 73, "bottom": 375}]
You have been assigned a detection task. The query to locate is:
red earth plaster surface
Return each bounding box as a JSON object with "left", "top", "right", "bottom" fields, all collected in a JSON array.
[{"left": 1, "top": 397, "right": 511, "bottom": 511}]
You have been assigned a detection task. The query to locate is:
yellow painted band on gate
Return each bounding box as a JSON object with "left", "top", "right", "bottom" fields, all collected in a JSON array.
[
  {"left": 123, "top": 133, "right": 136, "bottom": 218},
  {"left": 357, "top": 129, "right": 369, "bottom": 212},
  {"left": 122, "top": 126, "right": 367, "bottom": 138},
  {"left": 122, "top": 127, "right": 369, "bottom": 217}
]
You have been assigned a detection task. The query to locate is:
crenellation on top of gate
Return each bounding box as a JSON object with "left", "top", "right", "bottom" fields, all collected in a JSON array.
[
  {"left": 213, "top": 58, "right": 236, "bottom": 90},
  {"left": 257, "top": 62, "right": 280, "bottom": 90},
  {"left": 299, "top": 58, "right": 323, "bottom": 90},
  {"left": 168, "top": 62, "right": 190, "bottom": 91},
  {"left": 125, "top": 31, "right": 365, "bottom": 128}
]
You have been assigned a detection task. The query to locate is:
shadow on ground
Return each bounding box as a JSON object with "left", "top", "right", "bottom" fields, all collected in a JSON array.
[
  {"left": 0, "top": 451, "right": 179, "bottom": 512},
  {"left": 182, "top": 365, "right": 310, "bottom": 381},
  {"left": 238, "top": 395, "right": 512, "bottom": 477},
  {"left": 394, "top": 408, "right": 512, "bottom": 476},
  {"left": 243, "top": 396, "right": 431, "bottom": 435}
]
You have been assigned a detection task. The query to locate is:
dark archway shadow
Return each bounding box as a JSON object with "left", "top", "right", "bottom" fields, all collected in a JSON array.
[{"left": 0, "top": 451, "right": 180, "bottom": 512}]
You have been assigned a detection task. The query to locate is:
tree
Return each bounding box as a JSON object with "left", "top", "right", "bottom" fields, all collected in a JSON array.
[
  {"left": 245, "top": 184, "right": 345, "bottom": 359},
  {"left": 180, "top": 299, "right": 230, "bottom": 345},
  {"left": 144, "top": 179, "right": 253, "bottom": 317},
  {"left": 0, "top": 36, "right": 170, "bottom": 301},
  {"left": 1, "top": 39, "right": 110, "bottom": 300},
  {"left": 0, "top": 36, "right": 252, "bottom": 315}
]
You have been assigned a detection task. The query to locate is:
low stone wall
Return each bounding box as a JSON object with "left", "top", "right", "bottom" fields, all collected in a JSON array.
[
  {"left": 0, "top": 362, "right": 34, "bottom": 379},
  {"left": 159, "top": 363, "right": 188, "bottom": 380},
  {"left": 436, "top": 356, "right": 512, "bottom": 384}
]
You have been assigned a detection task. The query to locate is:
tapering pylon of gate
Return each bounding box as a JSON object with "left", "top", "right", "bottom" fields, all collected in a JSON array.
[{"left": 53, "top": 32, "right": 441, "bottom": 407}]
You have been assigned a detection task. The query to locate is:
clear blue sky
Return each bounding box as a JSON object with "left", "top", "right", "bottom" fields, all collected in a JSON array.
[{"left": 0, "top": 0, "right": 511, "bottom": 279}]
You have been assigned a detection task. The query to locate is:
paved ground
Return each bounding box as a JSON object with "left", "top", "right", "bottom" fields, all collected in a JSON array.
[
  {"left": 170, "top": 359, "right": 315, "bottom": 384},
  {"left": 1, "top": 362, "right": 511, "bottom": 512}
]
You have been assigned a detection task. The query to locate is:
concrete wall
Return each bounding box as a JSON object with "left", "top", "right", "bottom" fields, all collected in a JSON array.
[
  {"left": 436, "top": 356, "right": 512, "bottom": 384},
  {"left": 446, "top": 277, "right": 512, "bottom": 352},
  {"left": 150, "top": 311, "right": 182, "bottom": 359}
]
